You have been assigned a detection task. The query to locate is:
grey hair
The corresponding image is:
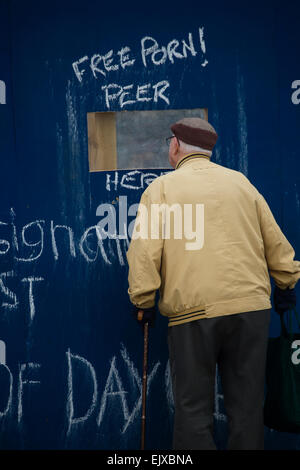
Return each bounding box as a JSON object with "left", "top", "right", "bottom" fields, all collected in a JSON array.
[{"left": 178, "top": 139, "right": 212, "bottom": 157}]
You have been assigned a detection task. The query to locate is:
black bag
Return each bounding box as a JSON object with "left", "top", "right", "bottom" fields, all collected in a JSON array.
[{"left": 264, "top": 308, "right": 300, "bottom": 433}]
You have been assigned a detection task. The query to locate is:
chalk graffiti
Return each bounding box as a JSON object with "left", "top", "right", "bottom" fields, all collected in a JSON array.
[
  {"left": 0, "top": 345, "right": 227, "bottom": 443},
  {"left": 66, "top": 350, "right": 98, "bottom": 435},
  {"left": 66, "top": 345, "right": 161, "bottom": 436},
  {"left": 0, "top": 271, "right": 44, "bottom": 320},
  {"left": 0, "top": 364, "right": 12, "bottom": 418},
  {"left": 0, "top": 171, "right": 169, "bottom": 268},
  {"left": 0, "top": 344, "right": 163, "bottom": 435},
  {"left": 21, "top": 277, "right": 44, "bottom": 321},
  {"left": 105, "top": 170, "right": 170, "bottom": 192},
  {"left": 101, "top": 80, "right": 170, "bottom": 109},
  {"left": 73, "top": 28, "right": 208, "bottom": 83},
  {"left": 72, "top": 27, "right": 208, "bottom": 110},
  {"left": 0, "top": 271, "right": 19, "bottom": 310},
  {"left": 17, "top": 363, "right": 41, "bottom": 423}
]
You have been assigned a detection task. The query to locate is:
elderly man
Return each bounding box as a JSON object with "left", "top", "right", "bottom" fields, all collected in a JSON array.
[{"left": 126, "top": 117, "right": 300, "bottom": 450}]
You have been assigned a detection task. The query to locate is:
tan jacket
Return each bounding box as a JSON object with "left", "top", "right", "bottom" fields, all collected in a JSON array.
[{"left": 126, "top": 153, "right": 300, "bottom": 326}]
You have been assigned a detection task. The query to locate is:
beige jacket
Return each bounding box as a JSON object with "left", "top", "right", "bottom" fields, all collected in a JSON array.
[{"left": 126, "top": 153, "right": 300, "bottom": 326}]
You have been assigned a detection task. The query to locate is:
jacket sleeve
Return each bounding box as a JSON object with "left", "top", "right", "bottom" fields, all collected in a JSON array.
[
  {"left": 256, "top": 192, "right": 300, "bottom": 289},
  {"left": 126, "top": 183, "right": 164, "bottom": 309}
]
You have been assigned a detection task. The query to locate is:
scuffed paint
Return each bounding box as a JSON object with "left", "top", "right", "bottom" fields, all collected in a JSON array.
[
  {"left": 66, "top": 80, "right": 80, "bottom": 161},
  {"left": 236, "top": 63, "right": 248, "bottom": 177},
  {"left": 211, "top": 80, "right": 221, "bottom": 164},
  {"left": 64, "top": 79, "right": 88, "bottom": 228}
]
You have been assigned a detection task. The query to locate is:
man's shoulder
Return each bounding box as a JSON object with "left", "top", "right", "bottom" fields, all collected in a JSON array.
[
  {"left": 214, "top": 163, "right": 254, "bottom": 185},
  {"left": 144, "top": 170, "right": 173, "bottom": 193}
]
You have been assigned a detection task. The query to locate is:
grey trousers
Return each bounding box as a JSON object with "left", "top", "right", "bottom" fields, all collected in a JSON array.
[{"left": 167, "top": 309, "right": 271, "bottom": 450}]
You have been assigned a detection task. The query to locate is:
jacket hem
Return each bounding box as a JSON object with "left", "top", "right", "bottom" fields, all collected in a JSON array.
[{"left": 161, "top": 295, "right": 272, "bottom": 327}]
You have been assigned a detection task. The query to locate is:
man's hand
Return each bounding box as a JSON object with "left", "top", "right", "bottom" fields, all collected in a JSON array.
[
  {"left": 273, "top": 285, "right": 297, "bottom": 315},
  {"left": 132, "top": 306, "right": 156, "bottom": 327}
]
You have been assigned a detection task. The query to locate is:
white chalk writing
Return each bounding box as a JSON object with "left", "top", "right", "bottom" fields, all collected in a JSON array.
[
  {"left": 0, "top": 344, "right": 228, "bottom": 439},
  {"left": 17, "top": 363, "right": 41, "bottom": 423},
  {"left": 21, "top": 277, "right": 44, "bottom": 321},
  {"left": 0, "top": 364, "right": 12, "bottom": 418},
  {"left": 0, "top": 271, "right": 18, "bottom": 310},
  {"left": 0, "top": 171, "right": 168, "bottom": 269},
  {"left": 72, "top": 27, "right": 208, "bottom": 110},
  {"left": 65, "top": 344, "right": 160, "bottom": 435},
  {"left": 66, "top": 349, "right": 98, "bottom": 435}
]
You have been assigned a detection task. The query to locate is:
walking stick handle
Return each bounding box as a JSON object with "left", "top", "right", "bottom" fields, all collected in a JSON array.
[{"left": 141, "top": 321, "right": 149, "bottom": 450}]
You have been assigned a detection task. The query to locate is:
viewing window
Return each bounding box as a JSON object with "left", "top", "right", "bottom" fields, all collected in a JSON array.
[{"left": 87, "top": 108, "right": 208, "bottom": 171}]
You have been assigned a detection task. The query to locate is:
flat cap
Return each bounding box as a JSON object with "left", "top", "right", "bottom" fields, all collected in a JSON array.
[{"left": 171, "top": 117, "right": 218, "bottom": 150}]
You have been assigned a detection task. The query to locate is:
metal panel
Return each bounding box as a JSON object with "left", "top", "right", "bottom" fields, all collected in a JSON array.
[{"left": 0, "top": 0, "right": 299, "bottom": 449}]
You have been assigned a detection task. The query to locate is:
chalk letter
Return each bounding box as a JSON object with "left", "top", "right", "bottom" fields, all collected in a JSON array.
[
  {"left": 21, "top": 277, "right": 44, "bottom": 321},
  {"left": 142, "top": 172, "right": 159, "bottom": 187},
  {"left": 10, "top": 207, "right": 19, "bottom": 253},
  {"left": 120, "top": 344, "right": 160, "bottom": 433},
  {"left": 101, "top": 84, "right": 123, "bottom": 109},
  {"left": 72, "top": 56, "right": 89, "bottom": 83},
  {"left": 141, "top": 36, "right": 159, "bottom": 67},
  {"left": 103, "top": 50, "right": 119, "bottom": 72},
  {"left": 66, "top": 349, "right": 98, "bottom": 435},
  {"left": 153, "top": 80, "right": 170, "bottom": 105},
  {"left": 120, "top": 170, "right": 142, "bottom": 190},
  {"left": 106, "top": 172, "right": 119, "bottom": 191},
  {"left": 90, "top": 54, "right": 106, "bottom": 78},
  {"left": 117, "top": 47, "right": 135, "bottom": 69},
  {"left": 152, "top": 46, "right": 167, "bottom": 66},
  {"left": 0, "top": 271, "right": 18, "bottom": 310},
  {"left": 0, "top": 363, "right": 13, "bottom": 418},
  {"left": 14, "top": 220, "right": 44, "bottom": 262},
  {"left": 0, "top": 222, "right": 10, "bottom": 255},
  {"left": 79, "top": 226, "right": 112, "bottom": 264},
  {"left": 120, "top": 84, "right": 135, "bottom": 108},
  {"left": 97, "top": 356, "right": 129, "bottom": 427},
  {"left": 182, "top": 32, "right": 197, "bottom": 58},
  {"left": 167, "top": 39, "right": 184, "bottom": 63},
  {"left": 199, "top": 27, "right": 207, "bottom": 54},
  {"left": 18, "top": 363, "right": 41, "bottom": 423},
  {"left": 51, "top": 222, "right": 76, "bottom": 260},
  {"left": 136, "top": 83, "right": 151, "bottom": 103}
]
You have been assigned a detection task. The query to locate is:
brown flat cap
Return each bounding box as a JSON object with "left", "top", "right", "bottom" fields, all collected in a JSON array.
[{"left": 171, "top": 117, "right": 218, "bottom": 150}]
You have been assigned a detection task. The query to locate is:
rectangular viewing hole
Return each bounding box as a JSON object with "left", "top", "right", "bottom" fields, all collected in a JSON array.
[{"left": 87, "top": 108, "right": 208, "bottom": 172}]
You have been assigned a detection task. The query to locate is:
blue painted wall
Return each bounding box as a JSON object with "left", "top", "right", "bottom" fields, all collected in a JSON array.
[{"left": 0, "top": 0, "right": 300, "bottom": 449}]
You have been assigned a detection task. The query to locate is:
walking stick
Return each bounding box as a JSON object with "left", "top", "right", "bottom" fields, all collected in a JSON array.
[{"left": 140, "top": 317, "right": 149, "bottom": 450}]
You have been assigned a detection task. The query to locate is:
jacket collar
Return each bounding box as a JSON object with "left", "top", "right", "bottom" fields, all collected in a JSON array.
[{"left": 175, "top": 153, "right": 211, "bottom": 170}]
